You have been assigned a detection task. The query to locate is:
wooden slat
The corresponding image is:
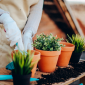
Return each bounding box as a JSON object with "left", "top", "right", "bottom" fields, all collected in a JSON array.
[
  {"left": 53, "top": 0, "right": 70, "bottom": 28},
  {"left": 44, "top": 9, "right": 59, "bottom": 14},
  {"left": 63, "top": 72, "right": 85, "bottom": 85},
  {"left": 44, "top": 1, "right": 54, "bottom": 5},
  {"left": 53, "top": 0, "right": 78, "bottom": 34}
]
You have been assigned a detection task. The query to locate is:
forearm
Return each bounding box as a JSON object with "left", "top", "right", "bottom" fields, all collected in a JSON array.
[{"left": 23, "top": 0, "right": 44, "bottom": 37}]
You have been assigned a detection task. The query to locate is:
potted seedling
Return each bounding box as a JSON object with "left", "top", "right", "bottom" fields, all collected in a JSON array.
[
  {"left": 12, "top": 50, "right": 39, "bottom": 85},
  {"left": 11, "top": 50, "right": 40, "bottom": 78},
  {"left": 66, "top": 34, "right": 85, "bottom": 63},
  {"left": 33, "top": 33, "right": 64, "bottom": 72}
]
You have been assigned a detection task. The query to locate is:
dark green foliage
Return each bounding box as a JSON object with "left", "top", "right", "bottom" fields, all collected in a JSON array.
[
  {"left": 33, "top": 33, "right": 64, "bottom": 51},
  {"left": 12, "top": 50, "right": 39, "bottom": 75},
  {"left": 66, "top": 34, "right": 85, "bottom": 53}
]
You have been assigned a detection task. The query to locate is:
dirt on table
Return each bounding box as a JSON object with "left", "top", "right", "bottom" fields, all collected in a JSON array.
[{"left": 36, "top": 61, "right": 85, "bottom": 85}]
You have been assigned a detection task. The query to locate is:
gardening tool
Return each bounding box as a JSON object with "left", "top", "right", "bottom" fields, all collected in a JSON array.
[
  {"left": 79, "top": 83, "right": 83, "bottom": 85},
  {"left": 0, "top": 75, "right": 39, "bottom": 81},
  {"left": 6, "top": 61, "right": 14, "bottom": 70},
  {"left": 16, "top": 43, "right": 23, "bottom": 54},
  {"left": 16, "top": 42, "right": 27, "bottom": 54}
]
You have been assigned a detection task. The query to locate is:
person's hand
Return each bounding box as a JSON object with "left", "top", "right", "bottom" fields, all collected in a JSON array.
[
  {"left": 22, "top": 0, "right": 43, "bottom": 51},
  {"left": 0, "top": 13, "right": 24, "bottom": 50},
  {"left": 22, "top": 30, "right": 33, "bottom": 51}
]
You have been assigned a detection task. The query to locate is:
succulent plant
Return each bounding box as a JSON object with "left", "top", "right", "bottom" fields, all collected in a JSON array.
[
  {"left": 33, "top": 33, "right": 64, "bottom": 51},
  {"left": 66, "top": 34, "right": 85, "bottom": 53},
  {"left": 12, "top": 50, "right": 39, "bottom": 75}
]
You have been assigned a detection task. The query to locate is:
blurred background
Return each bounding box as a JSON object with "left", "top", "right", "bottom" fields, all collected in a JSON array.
[
  {"left": 33, "top": 0, "right": 85, "bottom": 84},
  {"left": 33, "top": 0, "right": 85, "bottom": 39},
  {"left": 33, "top": 0, "right": 85, "bottom": 60}
]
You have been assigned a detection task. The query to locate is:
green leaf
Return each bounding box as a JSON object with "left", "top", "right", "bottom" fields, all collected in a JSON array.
[
  {"left": 12, "top": 50, "right": 37, "bottom": 75},
  {"left": 32, "top": 33, "right": 64, "bottom": 51},
  {"left": 66, "top": 34, "right": 85, "bottom": 53},
  {"left": 50, "top": 47, "right": 53, "bottom": 51}
]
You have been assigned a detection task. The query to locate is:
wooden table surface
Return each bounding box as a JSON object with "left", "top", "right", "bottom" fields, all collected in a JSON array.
[{"left": 0, "top": 68, "right": 85, "bottom": 85}]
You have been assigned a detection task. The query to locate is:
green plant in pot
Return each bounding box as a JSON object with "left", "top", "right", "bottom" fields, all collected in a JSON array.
[
  {"left": 33, "top": 33, "right": 64, "bottom": 72},
  {"left": 66, "top": 34, "right": 85, "bottom": 63},
  {"left": 12, "top": 50, "right": 38, "bottom": 85}
]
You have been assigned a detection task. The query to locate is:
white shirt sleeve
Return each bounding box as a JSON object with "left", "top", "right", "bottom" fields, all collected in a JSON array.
[{"left": 23, "top": 0, "right": 44, "bottom": 37}]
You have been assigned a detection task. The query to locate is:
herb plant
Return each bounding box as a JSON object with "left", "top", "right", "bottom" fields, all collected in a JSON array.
[
  {"left": 66, "top": 34, "right": 85, "bottom": 53},
  {"left": 33, "top": 33, "right": 64, "bottom": 51},
  {"left": 12, "top": 50, "right": 38, "bottom": 75}
]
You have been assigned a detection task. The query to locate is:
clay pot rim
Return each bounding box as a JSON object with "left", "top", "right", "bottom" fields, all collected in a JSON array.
[
  {"left": 11, "top": 50, "right": 40, "bottom": 55},
  {"left": 35, "top": 48, "right": 61, "bottom": 52},
  {"left": 35, "top": 48, "right": 61, "bottom": 56},
  {"left": 11, "top": 50, "right": 41, "bottom": 61},
  {"left": 60, "top": 42, "right": 75, "bottom": 51}
]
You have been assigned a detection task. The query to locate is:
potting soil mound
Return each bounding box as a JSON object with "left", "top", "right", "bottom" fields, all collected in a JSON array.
[{"left": 36, "top": 61, "right": 85, "bottom": 85}]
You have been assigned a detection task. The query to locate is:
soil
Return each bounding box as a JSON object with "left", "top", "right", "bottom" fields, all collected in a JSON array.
[{"left": 36, "top": 61, "right": 85, "bottom": 85}]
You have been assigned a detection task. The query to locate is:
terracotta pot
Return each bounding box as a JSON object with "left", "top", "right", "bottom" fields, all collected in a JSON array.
[
  {"left": 31, "top": 50, "right": 40, "bottom": 77},
  {"left": 70, "top": 51, "right": 82, "bottom": 63},
  {"left": 35, "top": 48, "right": 61, "bottom": 73},
  {"left": 57, "top": 42, "right": 75, "bottom": 67},
  {"left": 11, "top": 50, "right": 40, "bottom": 78}
]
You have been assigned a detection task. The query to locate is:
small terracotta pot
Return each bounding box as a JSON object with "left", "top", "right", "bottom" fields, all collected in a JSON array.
[
  {"left": 35, "top": 48, "right": 61, "bottom": 73},
  {"left": 11, "top": 50, "right": 40, "bottom": 78},
  {"left": 57, "top": 42, "right": 75, "bottom": 67}
]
